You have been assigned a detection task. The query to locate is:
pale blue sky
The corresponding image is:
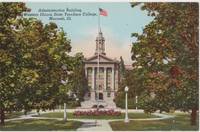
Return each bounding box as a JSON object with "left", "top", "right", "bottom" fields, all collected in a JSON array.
[{"left": 25, "top": 3, "right": 154, "bottom": 64}]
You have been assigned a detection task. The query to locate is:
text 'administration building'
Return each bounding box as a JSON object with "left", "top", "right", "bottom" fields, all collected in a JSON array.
[{"left": 81, "top": 30, "right": 119, "bottom": 108}]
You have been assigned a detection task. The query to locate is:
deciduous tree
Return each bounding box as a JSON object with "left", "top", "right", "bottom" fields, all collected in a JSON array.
[
  {"left": 0, "top": 3, "right": 72, "bottom": 125},
  {"left": 131, "top": 3, "right": 198, "bottom": 125}
]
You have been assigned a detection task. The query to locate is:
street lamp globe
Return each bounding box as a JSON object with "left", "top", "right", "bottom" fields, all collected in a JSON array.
[{"left": 125, "top": 86, "right": 129, "bottom": 92}]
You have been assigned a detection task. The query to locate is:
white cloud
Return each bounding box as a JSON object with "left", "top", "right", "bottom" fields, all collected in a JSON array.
[{"left": 69, "top": 27, "right": 132, "bottom": 65}]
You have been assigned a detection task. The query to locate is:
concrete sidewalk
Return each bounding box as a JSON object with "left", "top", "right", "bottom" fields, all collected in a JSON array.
[
  {"left": 76, "top": 119, "right": 112, "bottom": 131},
  {"left": 5, "top": 111, "right": 175, "bottom": 131}
]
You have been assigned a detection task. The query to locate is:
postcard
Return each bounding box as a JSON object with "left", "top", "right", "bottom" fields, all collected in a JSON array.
[{"left": 0, "top": 2, "right": 199, "bottom": 131}]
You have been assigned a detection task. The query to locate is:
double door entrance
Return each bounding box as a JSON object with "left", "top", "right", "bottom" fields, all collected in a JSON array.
[
  {"left": 95, "top": 92, "right": 103, "bottom": 100},
  {"left": 99, "top": 93, "right": 103, "bottom": 100}
]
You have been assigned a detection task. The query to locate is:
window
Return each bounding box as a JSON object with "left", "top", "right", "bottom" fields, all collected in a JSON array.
[
  {"left": 107, "top": 86, "right": 111, "bottom": 91},
  {"left": 99, "top": 85, "right": 103, "bottom": 90},
  {"left": 87, "top": 68, "right": 92, "bottom": 87},
  {"left": 107, "top": 92, "right": 111, "bottom": 97},
  {"left": 88, "top": 92, "right": 91, "bottom": 97},
  {"left": 95, "top": 92, "right": 97, "bottom": 100}
]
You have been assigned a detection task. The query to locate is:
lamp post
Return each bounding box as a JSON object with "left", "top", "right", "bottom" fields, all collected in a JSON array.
[
  {"left": 124, "top": 86, "right": 129, "bottom": 123},
  {"left": 135, "top": 95, "right": 138, "bottom": 110},
  {"left": 61, "top": 80, "right": 68, "bottom": 121},
  {"left": 64, "top": 103, "right": 67, "bottom": 121},
  {"left": 61, "top": 64, "right": 68, "bottom": 121}
]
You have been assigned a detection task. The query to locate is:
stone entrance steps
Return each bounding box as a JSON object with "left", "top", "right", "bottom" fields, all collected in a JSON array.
[{"left": 81, "top": 100, "right": 116, "bottom": 108}]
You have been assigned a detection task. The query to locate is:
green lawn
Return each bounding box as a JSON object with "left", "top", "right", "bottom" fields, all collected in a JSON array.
[
  {"left": 109, "top": 113, "right": 199, "bottom": 131},
  {"left": 0, "top": 119, "right": 82, "bottom": 131},
  {"left": 34, "top": 112, "right": 158, "bottom": 119},
  {"left": 5, "top": 112, "right": 24, "bottom": 119}
]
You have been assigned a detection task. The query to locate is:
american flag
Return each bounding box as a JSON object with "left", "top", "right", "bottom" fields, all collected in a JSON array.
[{"left": 99, "top": 8, "right": 108, "bottom": 16}]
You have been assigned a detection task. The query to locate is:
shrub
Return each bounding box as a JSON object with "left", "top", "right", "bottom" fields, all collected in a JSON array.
[{"left": 73, "top": 109, "right": 121, "bottom": 116}]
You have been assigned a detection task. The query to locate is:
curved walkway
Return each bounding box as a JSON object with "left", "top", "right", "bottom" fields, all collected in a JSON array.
[{"left": 5, "top": 111, "right": 175, "bottom": 131}]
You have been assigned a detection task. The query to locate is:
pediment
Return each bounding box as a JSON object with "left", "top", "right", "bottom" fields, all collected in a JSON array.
[{"left": 85, "top": 54, "right": 118, "bottom": 63}]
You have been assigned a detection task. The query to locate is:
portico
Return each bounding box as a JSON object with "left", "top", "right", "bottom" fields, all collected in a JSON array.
[
  {"left": 81, "top": 30, "right": 119, "bottom": 108},
  {"left": 85, "top": 65, "right": 117, "bottom": 100}
]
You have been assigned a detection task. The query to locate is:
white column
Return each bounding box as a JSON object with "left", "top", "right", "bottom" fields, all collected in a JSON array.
[
  {"left": 104, "top": 67, "right": 107, "bottom": 90},
  {"left": 112, "top": 67, "right": 115, "bottom": 90},
  {"left": 92, "top": 67, "right": 95, "bottom": 90}
]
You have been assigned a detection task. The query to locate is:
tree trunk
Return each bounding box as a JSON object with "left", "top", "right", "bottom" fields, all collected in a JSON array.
[
  {"left": 0, "top": 108, "right": 5, "bottom": 125},
  {"left": 24, "top": 110, "right": 27, "bottom": 116},
  {"left": 191, "top": 107, "right": 197, "bottom": 126},
  {"left": 37, "top": 109, "right": 40, "bottom": 115}
]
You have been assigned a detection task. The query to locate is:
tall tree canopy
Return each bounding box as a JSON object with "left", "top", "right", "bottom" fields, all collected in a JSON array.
[
  {"left": 0, "top": 3, "right": 72, "bottom": 125},
  {"left": 115, "top": 68, "right": 147, "bottom": 109},
  {"left": 131, "top": 3, "right": 198, "bottom": 125},
  {"left": 119, "top": 56, "right": 126, "bottom": 80},
  {"left": 69, "top": 53, "right": 88, "bottom": 102},
  {"left": 0, "top": 3, "right": 29, "bottom": 125}
]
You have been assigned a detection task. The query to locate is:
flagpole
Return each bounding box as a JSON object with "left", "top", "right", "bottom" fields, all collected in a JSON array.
[
  {"left": 97, "top": 8, "right": 100, "bottom": 110},
  {"left": 98, "top": 8, "right": 100, "bottom": 33}
]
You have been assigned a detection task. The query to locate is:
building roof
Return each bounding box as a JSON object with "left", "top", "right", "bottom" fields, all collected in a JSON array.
[
  {"left": 84, "top": 54, "right": 119, "bottom": 64},
  {"left": 84, "top": 30, "right": 120, "bottom": 64}
]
